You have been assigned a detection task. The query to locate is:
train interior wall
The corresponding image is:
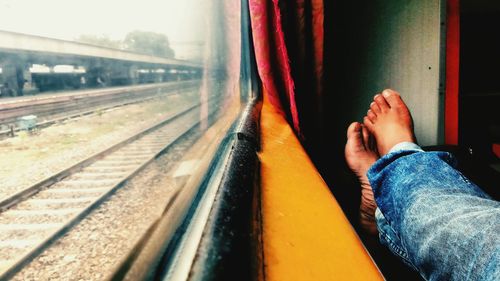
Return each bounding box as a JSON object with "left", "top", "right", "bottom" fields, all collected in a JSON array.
[
  {"left": 453, "top": 0, "right": 500, "bottom": 201},
  {"left": 317, "top": 0, "right": 444, "bottom": 279},
  {"left": 460, "top": 0, "right": 500, "bottom": 167}
]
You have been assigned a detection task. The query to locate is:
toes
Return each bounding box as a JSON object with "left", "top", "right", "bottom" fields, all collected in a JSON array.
[
  {"left": 361, "top": 125, "right": 370, "bottom": 147},
  {"left": 374, "top": 94, "right": 390, "bottom": 112},
  {"left": 370, "top": 102, "right": 381, "bottom": 114},
  {"left": 347, "top": 122, "right": 361, "bottom": 139},
  {"left": 367, "top": 109, "right": 376, "bottom": 122},
  {"left": 363, "top": 116, "right": 374, "bottom": 132},
  {"left": 381, "top": 89, "right": 404, "bottom": 109}
]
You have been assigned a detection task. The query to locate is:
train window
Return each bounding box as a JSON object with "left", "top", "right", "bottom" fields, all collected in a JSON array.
[{"left": 0, "top": 0, "right": 251, "bottom": 279}]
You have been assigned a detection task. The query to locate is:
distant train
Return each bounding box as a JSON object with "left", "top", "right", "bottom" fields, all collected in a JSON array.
[
  {"left": 31, "top": 66, "right": 202, "bottom": 92},
  {"left": 0, "top": 64, "right": 202, "bottom": 95}
]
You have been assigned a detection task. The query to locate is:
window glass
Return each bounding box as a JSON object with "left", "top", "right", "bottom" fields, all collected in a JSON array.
[{"left": 0, "top": 0, "right": 245, "bottom": 279}]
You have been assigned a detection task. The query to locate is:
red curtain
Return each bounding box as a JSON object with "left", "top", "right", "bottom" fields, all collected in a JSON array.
[
  {"left": 249, "top": 0, "right": 324, "bottom": 139},
  {"left": 445, "top": 0, "right": 460, "bottom": 145}
]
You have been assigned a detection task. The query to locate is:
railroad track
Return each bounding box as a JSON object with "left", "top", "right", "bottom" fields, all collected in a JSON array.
[
  {"left": 0, "top": 101, "right": 210, "bottom": 280},
  {"left": 0, "top": 80, "right": 201, "bottom": 138}
]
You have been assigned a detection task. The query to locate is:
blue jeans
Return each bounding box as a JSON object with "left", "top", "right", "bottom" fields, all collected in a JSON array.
[{"left": 367, "top": 142, "right": 500, "bottom": 281}]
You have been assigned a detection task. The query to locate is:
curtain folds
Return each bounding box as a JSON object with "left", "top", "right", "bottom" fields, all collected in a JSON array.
[{"left": 249, "top": 0, "right": 324, "bottom": 140}]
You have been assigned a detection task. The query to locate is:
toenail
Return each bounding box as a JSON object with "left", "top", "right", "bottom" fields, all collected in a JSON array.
[{"left": 382, "top": 90, "right": 391, "bottom": 97}]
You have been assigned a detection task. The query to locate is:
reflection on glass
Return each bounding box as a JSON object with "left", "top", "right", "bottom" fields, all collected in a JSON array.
[{"left": 0, "top": 0, "right": 246, "bottom": 279}]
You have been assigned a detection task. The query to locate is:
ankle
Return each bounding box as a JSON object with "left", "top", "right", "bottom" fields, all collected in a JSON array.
[{"left": 385, "top": 141, "right": 423, "bottom": 154}]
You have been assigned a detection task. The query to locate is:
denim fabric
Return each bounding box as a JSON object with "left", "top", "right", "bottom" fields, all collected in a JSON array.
[{"left": 368, "top": 142, "right": 500, "bottom": 281}]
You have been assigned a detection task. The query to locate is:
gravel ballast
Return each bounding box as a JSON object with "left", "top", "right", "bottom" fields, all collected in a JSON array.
[
  {"left": 11, "top": 130, "right": 201, "bottom": 281},
  {"left": 0, "top": 91, "right": 196, "bottom": 200}
]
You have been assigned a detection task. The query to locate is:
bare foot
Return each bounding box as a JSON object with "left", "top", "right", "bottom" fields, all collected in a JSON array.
[
  {"left": 345, "top": 122, "right": 379, "bottom": 235},
  {"left": 363, "top": 89, "right": 416, "bottom": 156}
]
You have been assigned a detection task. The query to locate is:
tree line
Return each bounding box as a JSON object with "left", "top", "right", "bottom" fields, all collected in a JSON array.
[{"left": 76, "top": 31, "right": 175, "bottom": 59}]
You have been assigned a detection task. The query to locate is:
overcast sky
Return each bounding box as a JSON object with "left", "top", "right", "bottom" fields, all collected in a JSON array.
[{"left": 0, "top": 0, "right": 207, "bottom": 44}]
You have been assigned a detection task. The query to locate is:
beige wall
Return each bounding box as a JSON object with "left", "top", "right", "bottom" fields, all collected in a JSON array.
[{"left": 356, "top": 0, "right": 445, "bottom": 146}]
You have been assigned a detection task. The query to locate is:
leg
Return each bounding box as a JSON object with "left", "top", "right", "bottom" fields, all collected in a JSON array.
[{"left": 364, "top": 90, "right": 500, "bottom": 280}]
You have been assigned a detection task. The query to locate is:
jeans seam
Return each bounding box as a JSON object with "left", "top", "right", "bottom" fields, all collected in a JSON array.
[
  {"left": 443, "top": 152, "right": 470, "bottom": 184},
  {"left": 379, "top": 227, "right": 417, "bottom": 270},
  {"left": 457, "top": 171, "right": 471, "bottom": 184}
]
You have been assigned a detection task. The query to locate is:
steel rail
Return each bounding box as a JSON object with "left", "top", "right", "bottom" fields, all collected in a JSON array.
[
  {"left": 0, "top": 80, "right": 200, "bottom": 138},
  {"left": 0, "top": 100, "right": 212, "bottom": 280}
]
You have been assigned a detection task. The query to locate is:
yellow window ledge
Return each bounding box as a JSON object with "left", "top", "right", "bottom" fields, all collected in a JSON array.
[{"left": 259, "top": 96, "right": 383, "bottom": 281}]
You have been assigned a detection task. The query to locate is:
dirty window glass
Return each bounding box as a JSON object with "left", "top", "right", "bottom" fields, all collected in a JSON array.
[{"left": 0, "top": 0, "right": 245, "bottom": 279}]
